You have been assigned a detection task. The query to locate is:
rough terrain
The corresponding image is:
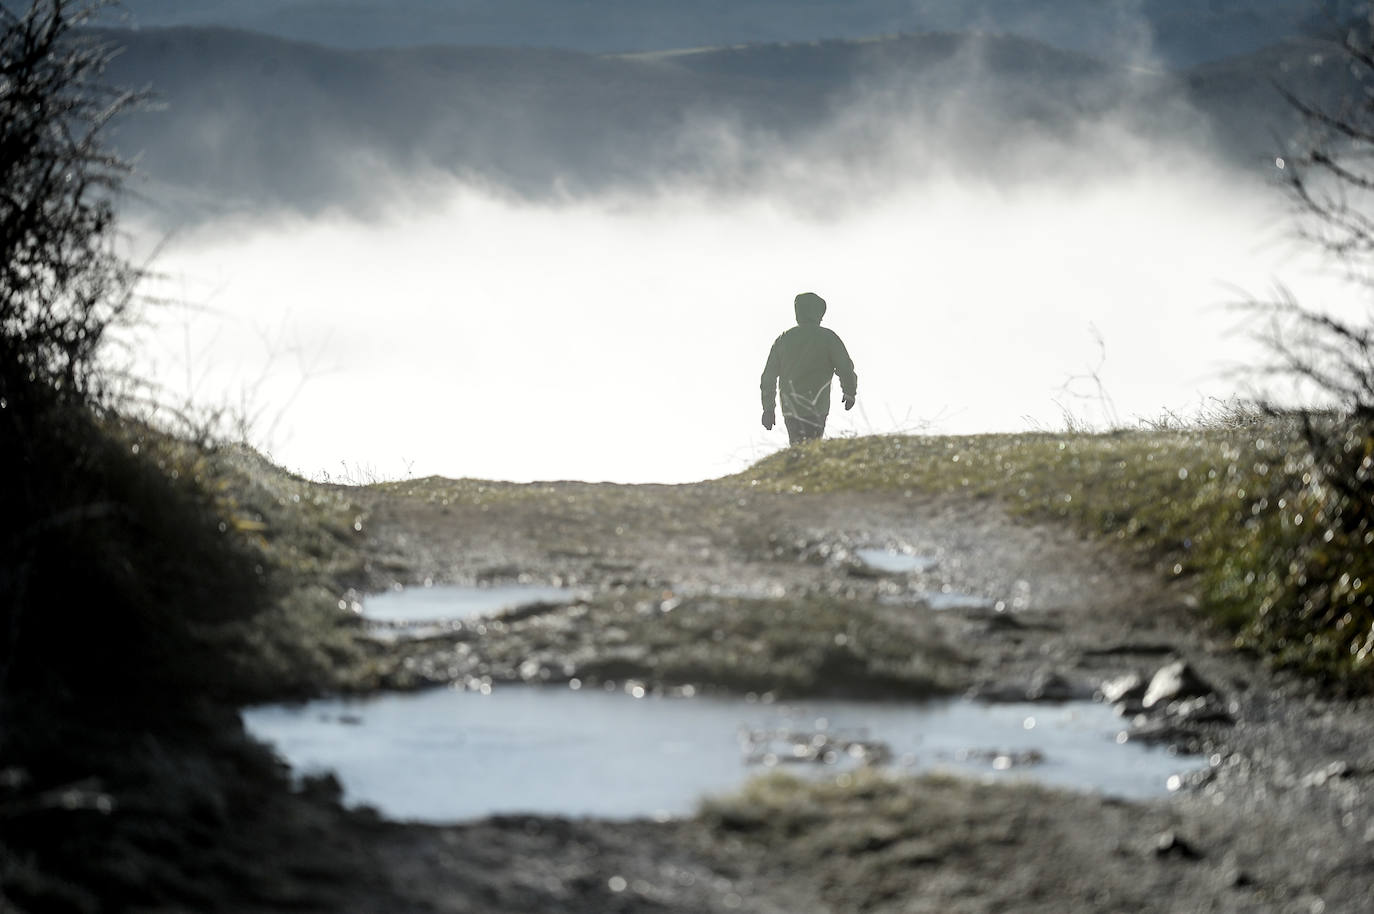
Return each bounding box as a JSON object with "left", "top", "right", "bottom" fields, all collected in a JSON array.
[{"left": 240, "top": 474, "right": 1374, "bottom": 913}]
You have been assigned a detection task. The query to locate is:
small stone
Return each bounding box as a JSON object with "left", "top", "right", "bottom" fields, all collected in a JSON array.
[
  {"left": 1322, "top": 760, "right": 1351, "bottom": 779},
  {"left": 297, "top": 771, "right": 343, "bottom": 803},
  {"left": 1143, "top": 661, "right": 1215, "bottom": 710},
  {"left": 965, "top": 681, "right": 1030, "bottom": 703},
  {"left": 1169, "top": 696, "right": 1235, "bottom": 725},
  {"left": 1100, "top": 672, "right": 1146, "bottom": 704},
  {"left": 1155, "top": 829, "right": 1203, "bottom": 860},
  {"left": 1301, "top": 761, "right": 1353, "bottom": 788},
  {"left": 1126, "top": 717, "right": 1205, "bottom": 753},
  {"left": 1028, "top": 670, "right": 1089, "bottom": 701},
  {"left": 0, "top": 768, "right": 30, "bottom": 791}
]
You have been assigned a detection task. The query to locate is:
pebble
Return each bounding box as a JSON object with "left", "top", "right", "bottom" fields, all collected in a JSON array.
[
  {"left": 1143, "top": 661, "right": 1215, "bottom": 710},
  {"left": 1027, "top": 670, "right": 1090, "bottom": 701},
  {"left": 1099, "top": 672, "right": 1146, "bottom": 704},
  {"left": 1154, "top": 829, "right": 1203, "bottom": 860},
  {"left": 1300, "top": 761, "right": 1352, "bottom": 788}
]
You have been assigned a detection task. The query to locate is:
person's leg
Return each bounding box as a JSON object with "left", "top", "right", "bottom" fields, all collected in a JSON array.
[
  {"left": 800, "top": 414, "right": 826, "bottom": 442},
  {"left": 784, "top": 414, "right": 825, "bottom": 445}
]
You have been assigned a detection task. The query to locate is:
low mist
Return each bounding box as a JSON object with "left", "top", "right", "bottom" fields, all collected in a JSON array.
[
  {"left": 125, "top": 157, "right": 1345, "bottom": 484},
  {"left": 113, "top": 25, "right": 1363, "bottom": 485}
]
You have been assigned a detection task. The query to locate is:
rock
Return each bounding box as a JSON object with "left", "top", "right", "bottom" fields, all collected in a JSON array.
[
  {"left": 1142, "top": 661, "right": 1215, "bottom": 710},
  {"left": 474, "top": 563, "right": 523, "bottom": 582},
  {"left": 0, "top": 767, "right": 30, "bottom": 792},
  {"left": 1125, "top": 718, "right": 1205, "bottom": 752},
  {"left": 1099, "top": 672, "right": 1147, "bottom": 704},
  {"left": 1114, "top": 699, "right": 1146, "bottom": 717},
  {"left": 1082, "top": 643, "right": 1176, "bottom": 656},
  {"left": 1301, "top": 761, "right": 1353, "bottom": 788},
  {"left": 1169, "top": 696, "right": 1236, "bottom": 725},
  {"left": 741, "top": 729, "right": 893, "bottom": 767},
  {"left": 1027, "top": 670, "right": 1091, "bottom": 701},
  {"left": 297, "top": 772, "right": 344, "bottom": 803},
  {"left": 958, "top": 748, "right": 1046, "bottom": 769},
  {"left": 1154, "top": 829, "right": 1203, "bottom": 860},
  {"left": 982, "top": 611, "right": 1026, "bottom": 631},
  {"left": 965, "top": 673, "right": 1091, "bottom": 703},
  {"left": 965, "top": 681, "right": 1029, "bottom": 703},
  {"left": 1221, "top": 852, "right": 1255, "bottom": 887}
]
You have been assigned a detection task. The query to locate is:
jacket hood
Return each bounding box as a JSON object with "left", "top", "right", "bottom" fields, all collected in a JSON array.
[{"left": 794, "top": 292, "right": 826, "bottom": 324}]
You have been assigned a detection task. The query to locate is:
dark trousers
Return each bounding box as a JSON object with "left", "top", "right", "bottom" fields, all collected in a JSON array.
[{"left": 784, "top": 413, "right": 826, "bottom": 445}]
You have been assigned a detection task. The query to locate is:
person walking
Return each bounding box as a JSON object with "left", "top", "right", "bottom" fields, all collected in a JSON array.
[{"left": 760, "top": 292, "right": 858, "bottom": 445}]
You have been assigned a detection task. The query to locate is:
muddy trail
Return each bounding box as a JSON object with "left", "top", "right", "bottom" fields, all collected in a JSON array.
[{"left": 260, "top": 478, "right": 1374, "bottom": 913}]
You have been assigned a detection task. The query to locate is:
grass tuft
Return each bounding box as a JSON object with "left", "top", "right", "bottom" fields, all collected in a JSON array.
[{"left": 734, "top": 424, "right": 1374, "bottom": 692}]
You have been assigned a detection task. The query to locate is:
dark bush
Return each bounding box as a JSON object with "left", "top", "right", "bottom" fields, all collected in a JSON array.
[
  {"left": 0, "top": 0, "right": 272, "bottom": 752},
  {"left": 0, "top": 6, "right": 370, "bottom": 910},
  {"left": 1253, "top": 12, "right": 1374, "bottom": 679},
  {"left": 0, "top": 0, "right": 140, "bottom": 400}
]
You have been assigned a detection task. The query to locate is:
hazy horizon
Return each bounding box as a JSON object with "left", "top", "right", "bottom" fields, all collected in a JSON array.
[
  {"left": 123, "top": 159, "right": 1352, "bottom": 485},
  {"left": 108, "top": 14, "right": 1368, "bottom": 484},
  {"left": 103, "top": 0, "right": 1342, "bottom": 66}
]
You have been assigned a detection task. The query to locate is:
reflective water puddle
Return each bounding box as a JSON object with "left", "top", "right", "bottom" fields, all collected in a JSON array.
[
  {"left": 922, "top": 589, "right": 997, "bottom": 611},
  {"left": 362, "top": 584, "right": 580, "bottom": 623},
  {"left": 856, "top": 549, "right": 994, "bottom": 609},
  {"left": 855, "top": 548, "right": 938, "bottom": 574},
  {"left": 243, "top": 687, "right": 1202, "bottom": 823}
]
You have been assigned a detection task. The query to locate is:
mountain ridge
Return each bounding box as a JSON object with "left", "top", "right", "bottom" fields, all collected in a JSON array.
[
  {"left": 103, "top": 0, "right": 1355, "bottom": 67},
  {"left": 97, "top": 24, "right": 1356, "bottom": 226}
]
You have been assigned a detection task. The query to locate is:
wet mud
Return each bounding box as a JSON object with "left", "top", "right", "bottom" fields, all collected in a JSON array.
[{"left": 268, "top": 479, "right": 1374, "bottom": 913}]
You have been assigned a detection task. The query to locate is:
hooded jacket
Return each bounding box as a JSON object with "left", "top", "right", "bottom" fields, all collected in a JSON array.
[{"left": 760, "top": 295, "right": 857, "bottom": 421}]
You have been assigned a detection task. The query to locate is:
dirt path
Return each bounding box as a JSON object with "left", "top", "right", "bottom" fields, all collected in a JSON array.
[{"left": 301, "top": 480, "right": 1374, "bottom": 913}]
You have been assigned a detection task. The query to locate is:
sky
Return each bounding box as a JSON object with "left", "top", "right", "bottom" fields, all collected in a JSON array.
[{"left": 112, "top": 10, "right": 1366, "bottom": 485}]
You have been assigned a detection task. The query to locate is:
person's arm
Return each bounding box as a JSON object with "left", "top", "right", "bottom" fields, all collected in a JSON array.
[
  {"left": 760, "top": 339, "right": 781, "bottom": 428},
  {"left": 829, "top": 332, "right": 857, "bottom": 408}
]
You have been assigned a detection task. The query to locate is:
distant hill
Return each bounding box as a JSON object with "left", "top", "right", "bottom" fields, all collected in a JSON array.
[
  {"left": 104, "top": 0, "right": 1356, "bottom": 67},
  {"left": 97, "top": 25, "right": 1359, "bottom": 227}
]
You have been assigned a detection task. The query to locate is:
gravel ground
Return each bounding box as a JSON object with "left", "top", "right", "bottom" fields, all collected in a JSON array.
[{"left": 262, "top": 480, "right": 1374, "bottom": 913}]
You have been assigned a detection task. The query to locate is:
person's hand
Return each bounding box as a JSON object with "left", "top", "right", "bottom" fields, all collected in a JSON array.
[
  {"left": 843, "top": 394, "right": 856, "bottom": 411},
  {"left": 762, "top": 409, "right": 775, "bottom": 430}
]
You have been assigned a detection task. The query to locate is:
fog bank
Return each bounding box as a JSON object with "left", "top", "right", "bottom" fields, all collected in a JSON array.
[{"left": 124, "top": 154, "right": 1346, "bottom": 484}]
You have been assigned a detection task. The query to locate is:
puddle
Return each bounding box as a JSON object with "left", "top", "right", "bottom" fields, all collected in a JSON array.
[
  {"left": 361, "top": 584, "right": 579, "bottom": 624},
  {"left": 855, "top": 550, "right": 993, "bottom": 609},
  {"left": 922, "top": 590, "right": 997, "bottom": 611},
  {"left": 880, "top": 588, "right": 997, "bottom": 612},
  {"left": 243, "top": 689, "right": 1203, "bottom": 823},
  {"left": 855, "top": 548, "right": 938, "bottom": 574}
]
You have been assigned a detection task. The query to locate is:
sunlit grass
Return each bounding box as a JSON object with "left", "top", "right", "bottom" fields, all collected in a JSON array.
[
  {"left": 732, "top": 425, "right": 1374, "bottom": 691},
  {"left": 376, "top": 591, "right": 970, "bottom": 697},
  {"left": 117, "top": 432, "right": 381, "bottom": 698},
  {"left": 698, "top": 768, "right": 1192, "bottom": 911}
]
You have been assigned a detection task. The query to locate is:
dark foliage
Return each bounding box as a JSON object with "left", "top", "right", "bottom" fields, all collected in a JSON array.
[
  {"left": 0, "top": 5, "right": 337, "bottom": 910},
  {"left": 0, "top": 0, "right": 270, "bottom": 743},
  {"left": 1253, "top": 11, "right": 1374, "bottom": 678},
  {"left": 0, "top": 379, "right": 271, "bottom": 738},
  {"left": 0, "top": 0, "right": 141, "bottom": 400}
]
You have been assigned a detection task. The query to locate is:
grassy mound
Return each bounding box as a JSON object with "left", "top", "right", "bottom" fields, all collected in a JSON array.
[
  {"left": 380, "top": 592, "right": 971, "bottom": 698},
  {"left": 0, "top": 371, "right": 381, "bottom": 911},
  {"left": 734, "top": 426, "right": 1374, "bottom": 692},
  {"left": 698, "top": 770, "right": 1223, "bottom": 912}
]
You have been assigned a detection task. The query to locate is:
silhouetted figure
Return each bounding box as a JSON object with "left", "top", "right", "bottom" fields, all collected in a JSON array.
[{"left": 760, "top": 292, "right": 858, "bottom": 445}]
